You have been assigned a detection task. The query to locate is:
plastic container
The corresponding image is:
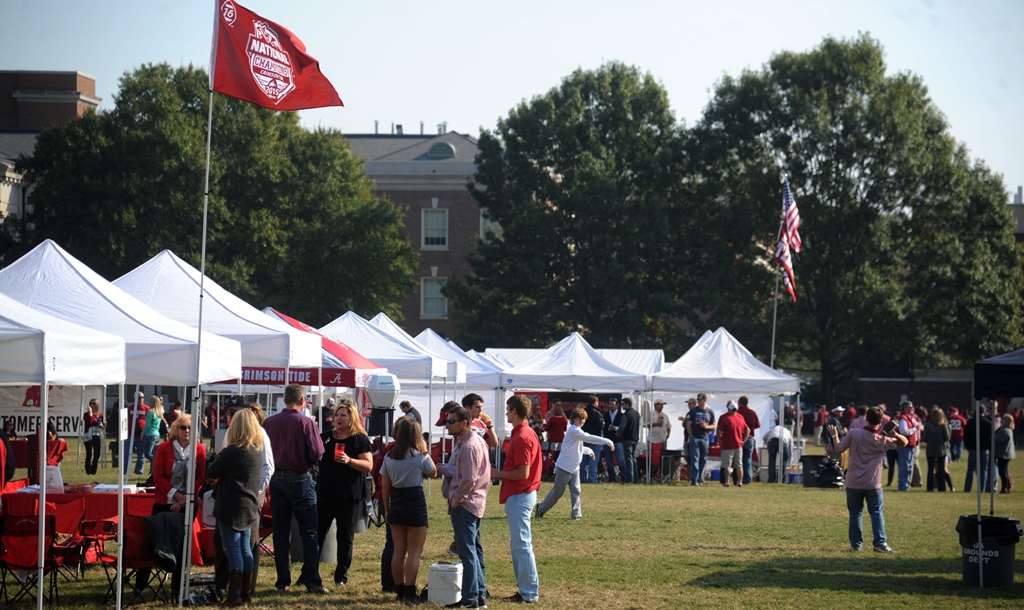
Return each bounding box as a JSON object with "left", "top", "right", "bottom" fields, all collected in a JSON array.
[
  {"left": 956, "top": 515, "right": 1022, "bottom": 588},
  {"left": 428, "top": 562, "right": 463, "bottom": 605}
]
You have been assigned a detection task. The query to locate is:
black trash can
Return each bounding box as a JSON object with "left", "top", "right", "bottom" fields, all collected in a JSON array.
[
  {"left": 801, "top": 455, "right": 821, "bottom": 488},
  {"left": 955, "top": 515, "right": 1022, "bottom": 588}
]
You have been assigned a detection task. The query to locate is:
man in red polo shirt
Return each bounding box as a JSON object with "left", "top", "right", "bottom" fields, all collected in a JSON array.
[
  {"left": 491, "top": 394, "right": 541, "bottom": 604},
  {"left": 717, "top": 401, "right": 749, "bottom": 487}
]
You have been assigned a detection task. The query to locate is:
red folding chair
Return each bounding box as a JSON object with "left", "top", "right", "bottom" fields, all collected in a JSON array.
[
  {"left": 0, "top": 514, "right": 61, "bottom": 604},
  {"left": 113, "top": 495, "right": 171, "bottom": 605},
  {"left": 50, "top": 497, "right": 87, "bottom": 581}
]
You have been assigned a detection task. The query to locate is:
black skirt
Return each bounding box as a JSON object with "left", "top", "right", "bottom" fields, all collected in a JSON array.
[{"left": 388, "top": 485, "right": 428, "bottom": 527}]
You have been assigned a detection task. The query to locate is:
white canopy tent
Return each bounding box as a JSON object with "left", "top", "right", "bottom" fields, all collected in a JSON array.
[
  {"left": 0, "top": 240, "right": 242, "bottom": 386},
  {"left": 650, "top": 327, "right": 800, "bottom": 451},
  {"left": 0, "top": 240, "right": 242, "bottom": 608},
  {"left": 488, "top": 346, "right": 665, "bottom": 375},
  {"left": 500, "top": 333, "right": 648, "bottom": 393},
  {"left": 0, "top": 287, "right": 126, "bottom": 609},
  {"left": 115, "top": 250, "right": 321, "bottom": 371}
]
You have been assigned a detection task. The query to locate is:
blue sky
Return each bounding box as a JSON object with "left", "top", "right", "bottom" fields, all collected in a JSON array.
[{"left": 4, "top": 0, "right": 1022, "bottom": 197}]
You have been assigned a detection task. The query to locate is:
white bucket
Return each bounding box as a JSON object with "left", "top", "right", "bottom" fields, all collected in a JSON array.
[{"left": 428, "top": 562, "right": 463, "bottom": 605}]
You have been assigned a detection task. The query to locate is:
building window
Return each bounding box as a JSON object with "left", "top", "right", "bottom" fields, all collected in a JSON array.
[
  {"left": 422, "top": 208, "right": 448, "bottom": 250},
  {"left": 480, "top": 208, "right": 503, "bottom": 242},
  {"left": 421, "top": 278, "right": 448, "bottom": 319}
]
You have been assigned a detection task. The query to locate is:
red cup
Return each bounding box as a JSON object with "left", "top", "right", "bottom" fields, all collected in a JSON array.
[{"left": 335, "top": 443, "right": 345, "bottom": 459}]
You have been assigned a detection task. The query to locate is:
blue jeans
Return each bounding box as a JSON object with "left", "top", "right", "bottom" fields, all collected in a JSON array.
[
  {"left": 601, "top": 443, "right": 618, "bottom": 482},
  {"left": 846, "top": 487, "right": 886, "bottom": 549},
  {"left": 218, "top": 521, "right": 254, "bottom": 572},
  {"left": 767, "top": 439, "right": 790, "bottom": 483},
  {"left": 741, "top": 437, "right": 755, "bottom": 485},
  {"left": 581, "top": 442, "right": 602, "bottom": 483},
  {"left": 897, "top": 446, "right": 915, "bottom": 491},
  {"left": 964, "top": 449, "right": 992, "bottom": 493},
  {"left": 613, "top": 442, "right": 626, "bottom": 482},
  {"left": 134, "top": 435, "right": 158, "bottom": 474},
  {"left": 621, "top": 440, "right": 637, "bottom": 483},
  {"left": 269, "top": 470, "right": 321, "bottom": 589},
  {"left": 450, "top": 505, "right": 486, "bottom": 604},
  {"left": 689, "top": 438, "right": 709, "bottom": 485},
  {"left": 949, "top": 440, "right": 963, "bottom": 462},
  {"left": 503, "top": 492, "right": 539, "bottom": 602}
]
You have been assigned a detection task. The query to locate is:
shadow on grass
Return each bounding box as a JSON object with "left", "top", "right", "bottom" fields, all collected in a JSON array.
[{"left": 686, "top": 555, "right": 1020, "bottom": 600}]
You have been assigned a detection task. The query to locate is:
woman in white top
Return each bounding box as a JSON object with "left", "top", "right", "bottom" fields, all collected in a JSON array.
[
  {"left": 536, "top": 407, "right": 614, "bottom": 520},
  {"left": 380, "top": 416, "right": 439, "bottom": 602}
]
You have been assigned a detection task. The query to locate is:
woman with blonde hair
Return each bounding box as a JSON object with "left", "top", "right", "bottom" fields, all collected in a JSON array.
[
  {"left": 317, "top": 400, "right": 373, "bottom": 587},
  {"left": 995, "top": 414, "right": 1016, "bottom": 493},
  {"left": 82, "top": 398, "right": 104, "bottom": 475},
  {"left": 207, "top": 409, "right": 263, "bottom": 605},
  {"left": 381, "top": 416, "right": 439, "bottom": 601},
  {"left": 136, "top": 395, "right": 166, "bottom": 475}
]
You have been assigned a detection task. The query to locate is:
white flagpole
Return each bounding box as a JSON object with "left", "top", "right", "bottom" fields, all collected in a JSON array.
[{"left": 179, "top": 86, "right": 216, "bottom": 606}]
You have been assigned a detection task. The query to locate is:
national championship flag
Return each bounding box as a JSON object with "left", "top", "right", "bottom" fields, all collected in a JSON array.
[
  {"left": 211, "top": 0, "right": 343, "bottom": 111},
  {"left": 781, "top": 179, "right": 801, "bottom": 253}
]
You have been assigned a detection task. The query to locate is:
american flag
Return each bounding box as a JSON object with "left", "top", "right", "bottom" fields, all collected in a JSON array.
[
  {"left": 774, "top": 235, "right": 796, "bottom": 302},
  {"left": 781, "top": 180, "right": 801, "bottom": 253}
]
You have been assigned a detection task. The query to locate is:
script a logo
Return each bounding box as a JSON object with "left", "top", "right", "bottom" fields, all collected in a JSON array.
[{"left": 245, "top": 19, "right": 296, "bottom": 105}]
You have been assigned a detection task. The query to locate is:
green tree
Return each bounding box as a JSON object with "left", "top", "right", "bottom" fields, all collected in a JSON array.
[
  {"left": 448, "top": 62, "right": 697, "bottom": 352},
  {"left": 9, "top": 63, "right": 416, "bottom": 326},
  {"left": 688, "top": 34, "right": 1024, "bottom": 403}
]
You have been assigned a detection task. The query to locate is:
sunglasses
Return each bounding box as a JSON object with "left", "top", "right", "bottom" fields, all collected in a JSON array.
[{"left": 446, "top": 418, "right": 464, "bottom": 425}]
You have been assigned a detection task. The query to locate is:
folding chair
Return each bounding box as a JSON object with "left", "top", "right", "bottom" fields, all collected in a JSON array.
[
  {"left": 50, "top": 497, "right": 87, "bottom": 581},
  {"left": 0, "top": 514, "right": 61, "bottom": 604},
  {"left": 257, "top": 493, "right": 274, "bottom": 556},
  {"left": 115, "top": 496, "right": 171, "bottom": 605},
  {"left": 82, "top": 512, "right": 118, "bottom": 589}
]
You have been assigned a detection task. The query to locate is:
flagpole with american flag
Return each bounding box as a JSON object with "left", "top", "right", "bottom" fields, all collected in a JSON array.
[
  {"left": 166, "top": 2, "right": 344, "bottom": 604},
  {"left": 769, "top": 178, "right": 802, "bottom": 369}
]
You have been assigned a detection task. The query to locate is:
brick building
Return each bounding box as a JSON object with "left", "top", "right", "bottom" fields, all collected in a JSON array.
[
  {"left": 344, "top": 129, "right": 485, "bottom": 339},
  {"left": 0, "top": 71, "right": 101, "bottom": 229}
]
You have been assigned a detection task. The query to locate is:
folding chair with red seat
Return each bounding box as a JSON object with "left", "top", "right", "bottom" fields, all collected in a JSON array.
[
  {"left": 0, "top": 514, "right": 62, "bottom": 604},
  {"left": 113, "top": 496, "right": 171, "bottom": 605},
  {"left": 50, "top": 497, "right": 87, "bottom": 581}
]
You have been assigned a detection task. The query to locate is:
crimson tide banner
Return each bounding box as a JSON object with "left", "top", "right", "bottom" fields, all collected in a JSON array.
[{"left": 211, "top": 0, "right": 343, "bottom": 110}]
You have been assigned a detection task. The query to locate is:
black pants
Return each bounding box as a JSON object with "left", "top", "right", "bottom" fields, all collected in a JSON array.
[
  {"left": 926, "top": 456, "right": 947, "bottom": 491},
  {"left": 381, "top": 522, "right": 395, "bottom": 593},
  {"left": 316, "top": 495, "right": 359, "bottom": 585},
  {"left": 885, "top": 450, "right": 898, "bottom": 485},
  {"left": 84, "top": 436, "right": 102, "bottom": 475}
]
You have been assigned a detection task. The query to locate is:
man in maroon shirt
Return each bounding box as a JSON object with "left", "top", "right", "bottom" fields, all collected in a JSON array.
[
  {"left": 736, "top": 396, "right": 761, "bottom": 485},
  {"left": 491, "top": 394, "right": 541, "bottom": 603},
  {"left": 263, "top": 384, "right": 327, "bottom": 594},
  {"left": 717, "top": 401, "right": 749, "bottom": 487}
]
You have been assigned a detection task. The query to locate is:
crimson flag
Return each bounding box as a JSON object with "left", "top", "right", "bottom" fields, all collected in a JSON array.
[{"left": 211, "top": 0, "right": 343, "bottom": 110}]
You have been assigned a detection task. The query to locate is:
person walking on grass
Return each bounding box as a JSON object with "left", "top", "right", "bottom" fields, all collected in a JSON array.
[
  {"left": 536, "top": 407, "right": 614, "bottom": 520},
  {"left": 492, "top": 394, "right": 542, "bottom": 604},
  {"left": 826, "top": 406, "right": 907, "bottom": 553}
]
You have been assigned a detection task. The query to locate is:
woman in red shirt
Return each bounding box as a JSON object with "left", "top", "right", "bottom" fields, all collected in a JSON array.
[
  {"left": 544, "top": 401, "right": 569, "bottom": 444},
  {"left": 45, "top": 421, "right": 68, "bottom": 466}
]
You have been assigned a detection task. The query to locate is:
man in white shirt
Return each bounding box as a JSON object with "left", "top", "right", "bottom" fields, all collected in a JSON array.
[{"left": 762, "top": 424, "right": 793, "bottom": 483}]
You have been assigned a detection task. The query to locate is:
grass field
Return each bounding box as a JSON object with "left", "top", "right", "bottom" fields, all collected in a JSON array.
[{"left": 9, "top": 439, "right": 1024, "bottom": 609}]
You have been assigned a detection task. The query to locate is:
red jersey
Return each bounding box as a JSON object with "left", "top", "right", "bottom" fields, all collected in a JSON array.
[
  {"left": 716, "top": 411, "right": 748, "bottom": 450},
  {"left": 948, "top": 413, "right": 966, "bottom": 442}
]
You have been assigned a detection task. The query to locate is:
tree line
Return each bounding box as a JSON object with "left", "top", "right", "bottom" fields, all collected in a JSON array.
[{"left": 3, "top": 35, "right": 1021, "bottom": 405}]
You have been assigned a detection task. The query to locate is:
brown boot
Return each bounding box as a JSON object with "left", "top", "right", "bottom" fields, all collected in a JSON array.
[
  {"left": 240, "top": 570, "right": 253, "bottom": 604},
  {"left": 222, "top": 569, "right": 243, "bottom": 607}
]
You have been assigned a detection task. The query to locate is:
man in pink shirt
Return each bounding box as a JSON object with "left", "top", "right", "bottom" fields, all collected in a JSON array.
[
  {"left": 826, "top": 406, "right": 907, "bottom": 553},
  {"left": 446, "top": 406, "right": 491, "bottom": 609}
]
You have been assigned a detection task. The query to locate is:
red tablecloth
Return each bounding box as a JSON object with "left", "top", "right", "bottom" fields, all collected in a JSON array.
[
  {"left": 8, "top": 438, "right": 28, "bottom": 468},
  {"left": 1, "top": 491, "right": 213, "bottom": 564}
]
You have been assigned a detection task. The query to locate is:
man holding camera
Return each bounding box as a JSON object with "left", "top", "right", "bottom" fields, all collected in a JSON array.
[{"left": 826, "top": 406, "right": 907, "bottom": 553}]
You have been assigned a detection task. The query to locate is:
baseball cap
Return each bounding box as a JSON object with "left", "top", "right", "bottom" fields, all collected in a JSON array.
[
  {"left": 654, "top": 399, "right": 666, "bottom": 405},
  {"left": 832, "top": 406, "right": 844, "bottom": 413},
  {"left": 727, "top": 400, "right": 737, "bottom": 410},
  {"left": 327, "top": 398, "right": 336, "bottom": 406},
  {"left": 435, "top": 403, "right": 454, "bottom": 426},
  {"left": 949, "top": 406, "right": 958, "bottom": 414}
]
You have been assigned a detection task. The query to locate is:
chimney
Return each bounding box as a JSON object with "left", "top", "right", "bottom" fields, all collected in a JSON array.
[
  {"left": 374, "top": 120, "right": 379, "bottom": 134},
  {"left": 442, "top": 121, "right": 448, "bottom": 134},
  {"left": 1016, "top": 186, "right": 1023, "bottom": 204},
  {"left": 420, "top": 121, "right": 424, "bottom": 135},
  {"left": 396, "top": 124, "right": 404, "bottom": 135},
  {"left": 390, "top": 122, "right": 394, "bottom": 134},
  {"left": 437, "top": 123, "right": 443, "bottom": 135}
]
